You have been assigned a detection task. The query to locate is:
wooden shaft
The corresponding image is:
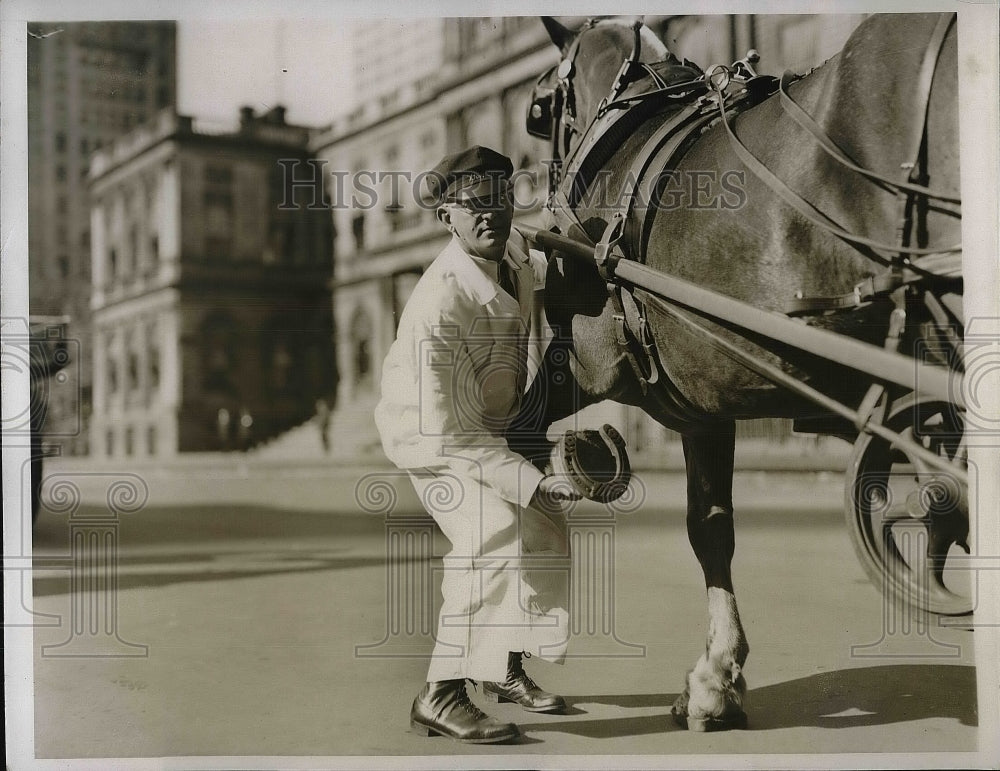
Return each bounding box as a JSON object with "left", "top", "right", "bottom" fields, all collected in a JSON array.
[{"left": 515, "top": 223, "right": 965, "bottom": 409}]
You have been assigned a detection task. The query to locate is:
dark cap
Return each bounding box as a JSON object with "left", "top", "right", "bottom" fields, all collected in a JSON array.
[{"left": 425, "top": 145, "right": 514, "bottom": 206}]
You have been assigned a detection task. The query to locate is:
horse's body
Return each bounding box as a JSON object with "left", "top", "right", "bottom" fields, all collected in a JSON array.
[{"left": 510, "top": 14, "right": 960, "bottom": 729}]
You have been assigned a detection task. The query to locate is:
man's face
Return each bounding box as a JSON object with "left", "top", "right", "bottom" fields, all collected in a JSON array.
[{"left": 439, "top": 185, "right": 514, "bottom": 262}]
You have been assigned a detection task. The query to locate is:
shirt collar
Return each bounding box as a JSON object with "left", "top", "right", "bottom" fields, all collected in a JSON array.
[{"left": 440, "top": 235, "right": 528, "bottom": 306}]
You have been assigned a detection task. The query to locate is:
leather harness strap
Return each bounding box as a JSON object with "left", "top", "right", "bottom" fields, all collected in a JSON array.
[
  {"left": 540, "top": 16, "right": 960, "bottom": 419},
  {"left": 777, "top": 72, "right": 959, "bottom": 203},
  {"left": 712, "top": 89, "right": 960, "bottom": 267},
  {"left": 780, "top": 12, "right": 959, "bottom": 315}
]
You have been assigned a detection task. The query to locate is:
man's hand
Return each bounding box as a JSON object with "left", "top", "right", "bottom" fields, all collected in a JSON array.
[{"left": 530, "top": 474, "right": 582, "bottom": 512}]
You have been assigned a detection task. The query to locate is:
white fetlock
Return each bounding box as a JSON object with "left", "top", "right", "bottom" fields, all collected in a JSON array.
[{"left": 684, "top": 653, "right": 746, "bottom": 725}]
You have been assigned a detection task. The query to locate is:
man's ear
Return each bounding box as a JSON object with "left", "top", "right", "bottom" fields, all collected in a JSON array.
[{"left": 436, "top": 206, "right": 452, "bottom": 229}]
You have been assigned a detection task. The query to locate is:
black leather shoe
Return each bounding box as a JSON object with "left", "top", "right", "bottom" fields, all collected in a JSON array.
[
  {"left": 482, "top": 652, "right": 567, "bottom": 713},
  {"left": 410, "top": 680, "right": 520, "bottom": 744}
]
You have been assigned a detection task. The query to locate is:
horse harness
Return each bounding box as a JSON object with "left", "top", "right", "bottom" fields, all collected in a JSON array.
[
  {"left": 529, "top": 22, "right": 778, "bottom": 408},
  {"left": 530, "top": 15, "right": 962, "bottom": 411}
]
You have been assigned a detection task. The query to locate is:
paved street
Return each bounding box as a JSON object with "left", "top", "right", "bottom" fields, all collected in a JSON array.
[{"left": 27, "top": 468, "right": 977, "bottom": 763}]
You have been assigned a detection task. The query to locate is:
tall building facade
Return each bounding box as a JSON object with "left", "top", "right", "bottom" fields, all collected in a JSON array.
[
  {"left": 88, "top": 107, "right": 335, "bottom": 458},
  {"left": 313, "top": 15, "right": 868, "bottom": 459},
  {"left": 352, "top": 18, "right": 445, "bottom": 109},
  {"left": 311, "top": 17, "right": 557, "bottom": 456},
  {"left": 27, "top": 21, "right": 178, "bottom": 455}
]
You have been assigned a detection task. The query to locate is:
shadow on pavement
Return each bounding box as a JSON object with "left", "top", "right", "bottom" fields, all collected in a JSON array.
[
  {"left": 521, "top": 665, "right": 975, "bottom": 738},
  {"left": 568, "top": 693, "right": 677, "bottom": 709},
  {"left": 31, "top": 504, "right": 415, "bottom": 596},
  {"left": 32, "top": 504, "right": 388, "bottom": 548},
  {"left": 518, "top": 693, "right": 681, "bottom": 738},
  {"left": 519, "top": 711, "right": 680, "bottom": 739},
  {"left": 32, "top": 550, "right": 394, "bottom": 597},
  {"left": 747, "top": 664, "right": 977, "bottom": 729}
]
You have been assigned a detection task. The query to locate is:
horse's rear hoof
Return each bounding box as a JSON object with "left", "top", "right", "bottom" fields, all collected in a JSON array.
[{"left": 672, "top": 707, "right": 747, "bottom": 732}]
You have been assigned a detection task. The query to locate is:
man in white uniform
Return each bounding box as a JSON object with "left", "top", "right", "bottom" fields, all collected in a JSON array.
[{"left": 375, "top": 146, "right": 579, "bottom": 744}]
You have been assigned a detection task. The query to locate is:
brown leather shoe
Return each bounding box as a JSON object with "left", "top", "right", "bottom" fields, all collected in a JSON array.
[
  {"left": 482, "top": 652, "right": 567, "bottom": 713},
  {"left": 410, "top": 679, "right": 520, "bottom": 744}
]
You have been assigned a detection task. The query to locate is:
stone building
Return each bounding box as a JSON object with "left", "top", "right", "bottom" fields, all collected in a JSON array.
[
  {"left": 88, "top": 107, "right": 335, "bottom": 458},
  {"left": 311, "top": 15, "right": 868, "bottom": 459},
  {"left": 28, "top": 21, "right": 178, "bottom": 455}
]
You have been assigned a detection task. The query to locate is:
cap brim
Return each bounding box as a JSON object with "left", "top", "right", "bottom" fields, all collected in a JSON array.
[{"left": 449, "top": 176, "right": 508, "bottom": 202}]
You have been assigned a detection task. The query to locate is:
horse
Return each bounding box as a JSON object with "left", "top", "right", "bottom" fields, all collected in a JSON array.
[{"left": 507, "top": 14, "right": 961, "bottom": 730}]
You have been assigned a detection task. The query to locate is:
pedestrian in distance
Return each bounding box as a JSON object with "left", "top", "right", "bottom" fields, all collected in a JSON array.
[{"left": 375, "top": 146, "right": 581, "bottom": 744}]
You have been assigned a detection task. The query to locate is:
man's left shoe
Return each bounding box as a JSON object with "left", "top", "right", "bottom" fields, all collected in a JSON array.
[{"left": 482, "top": 652, "right": 567, "bottom": 713}]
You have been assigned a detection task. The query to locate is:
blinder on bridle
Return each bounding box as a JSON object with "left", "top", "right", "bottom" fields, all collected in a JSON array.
[
  {"left": 525, "top": 18, "right": 599, "bottom": 143},
  {"left": 526, "top": 65, "right": 559, "bottom": 139},
  {"left": 525, "top": 19, "right": 651, "bottom": 162}
]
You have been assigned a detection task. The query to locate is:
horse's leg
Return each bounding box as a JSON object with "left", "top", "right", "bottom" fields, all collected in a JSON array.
[
  {"left": 672, "top": 423, "right": 750, "bottom": 731},
  {"left": 506, "top": 337, "right": 593, "bottom": 468}
]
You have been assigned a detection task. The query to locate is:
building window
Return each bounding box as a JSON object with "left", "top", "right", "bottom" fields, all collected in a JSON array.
[
  {"left": 147, "top": 426, "right": 157, "bottom": 455},
  {"left": 205, "top": 200, "right": 233, "bottom": 258},
  {"left": 204, "top": 165, "right": 234, "bottom": 259},
  {"left": 55, "top": 132, "right": 66, "bottom": 152},
  {"left": 106, "top": 430, "right": 114, "bottom": 457},
  {"left": 149, "top": 346, "right": 160, "bottom": 390},
  {"left": 56, "top": 165, "right": 66, "bottom": 181},
  {"left": 147, "top": 323, "right": 160, "bottom": 391},
  {"left": 125, "top": 426, "right": 134, "bottom": 456},
  {"left": 205, "top": 166, "right": 233, "bottom": 186},
  {"left": 352, "top": 214, "right": 365, "bottom": 252},
  {"left": 201, "top": 315, "right": 236, "bottom": 392},
  {"left": 107, "top": 359, "right": 118, "bottom": 395},
  {"left": 150, "top": 233, "right": 159, "bottom": 263},
  {"left": 128, "top": 226, "right": 139, "bottom": 273},
  {"left": 128, "top": 351, "right": 139, "bottom": 391},
  {"left": 271, "top": 342, "right": 293, "bottom": 392},
  {"left": 356, "top": 338, "right": 371, "bottom": 381},
  {"left": 109, "top": 248, "right": 118, "bottom": 280},
  {"left": 390, "top": 209, "right": 421, "bottom": 233},
  {"left": 58, "top": 255, "right": 69, "bottom": 279},
  {"left": 350, "top": 308, "right": 373, "bottom": 389}
]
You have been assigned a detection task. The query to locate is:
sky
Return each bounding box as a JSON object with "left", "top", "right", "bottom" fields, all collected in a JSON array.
[{"left": 176, "top": 19, "right": 356, "bottom": 129}]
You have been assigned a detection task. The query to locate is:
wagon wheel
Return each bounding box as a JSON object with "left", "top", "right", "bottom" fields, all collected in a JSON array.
[{"left": 845, "top": 394, "right": 971, "bottom": 616}]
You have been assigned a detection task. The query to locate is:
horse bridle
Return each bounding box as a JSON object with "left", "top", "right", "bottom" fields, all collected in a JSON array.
[{"left": 530, "top": 19, "right": 656, "bottom": 175}]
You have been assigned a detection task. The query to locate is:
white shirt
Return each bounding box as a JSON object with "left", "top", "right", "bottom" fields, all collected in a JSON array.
[{"left": 374, "top": 230, "right": 548, "bottom": 507}]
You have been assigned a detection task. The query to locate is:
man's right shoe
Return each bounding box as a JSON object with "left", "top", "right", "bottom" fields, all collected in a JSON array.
[{"left": 410, "top": 679, "right": 520, "bottom": 744}]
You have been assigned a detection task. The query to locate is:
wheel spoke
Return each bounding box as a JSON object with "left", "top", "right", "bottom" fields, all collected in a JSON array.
[{"left": 846, "top": 397, "right": 971, "bottom": 616}]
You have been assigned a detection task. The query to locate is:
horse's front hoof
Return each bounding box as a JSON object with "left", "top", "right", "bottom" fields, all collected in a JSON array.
[
  {"left": 672, "top": 690, "right": 748, "bottom": 732},
  {"left": 672, "top": 705, "right": 748, "bottom": 732}
]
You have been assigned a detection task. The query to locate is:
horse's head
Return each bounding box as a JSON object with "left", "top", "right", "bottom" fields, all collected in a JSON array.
[{"left": 529, "top": 17, "right": 669, "bottom": 162}]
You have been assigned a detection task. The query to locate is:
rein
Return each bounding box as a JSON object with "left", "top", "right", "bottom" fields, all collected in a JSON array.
[
  {"left": 708, "top": 13, "right": 960, "bottom": 282},
  {"left": 544, "top": 15, "right": 961, "bottom": 287},
  {"left": 536, "top": 15, "right": 962, "bottom": 404}
]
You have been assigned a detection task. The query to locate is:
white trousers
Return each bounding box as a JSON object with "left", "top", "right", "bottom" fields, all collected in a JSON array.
[{"left": 408, "top": 464, "right": 571, "bottom": 683}]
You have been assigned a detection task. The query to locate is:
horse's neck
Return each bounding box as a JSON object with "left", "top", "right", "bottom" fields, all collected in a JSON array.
[{"left": 796, "top": 14, "right": 956, "bottom": 189}]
